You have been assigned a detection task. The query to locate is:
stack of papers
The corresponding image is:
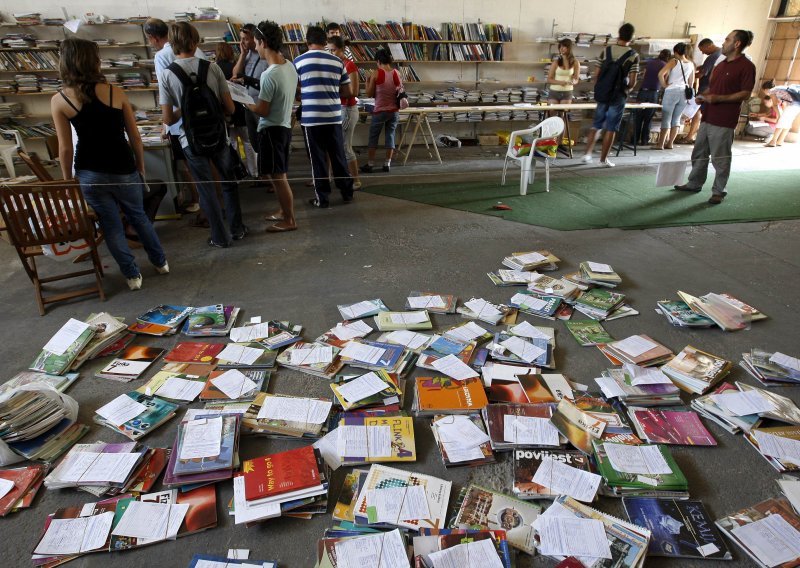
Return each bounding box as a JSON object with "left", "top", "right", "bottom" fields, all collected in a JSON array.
[
  {"left": 243, "top": 393, "right": 332, "bottom": 439},
  {"left": 276, "top": 341, "right": 343, "bottom": 380},
  {"left": 93, "top": 392, "right": 177, "bottom": 441}
]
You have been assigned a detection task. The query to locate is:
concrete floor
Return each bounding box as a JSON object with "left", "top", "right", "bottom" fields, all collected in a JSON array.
[{"left": 1, "top": 141, "right": 799, "bottom": 567}]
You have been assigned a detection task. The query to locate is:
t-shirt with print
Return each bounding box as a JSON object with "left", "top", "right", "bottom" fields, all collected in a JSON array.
[
  {"left": 597, "top": 44, "right": 641, "bottom": 98},
  {"left": 154, "top": 43, "right": 206, "bottom": 136},
  {"left": 257, "top": 61, "right": 299, "bottom": 131},
  {"left": 702, "top": 55, "right": 756, "bottom": 129},
  {"left": 340, "top": 59, "right": 358, "bottom": 106},
  {"left": 293, "top": 48, "right": 350, "bottom": 126},
  {"left": 158, "top": 57, "right": 230, "bottom": 148}
]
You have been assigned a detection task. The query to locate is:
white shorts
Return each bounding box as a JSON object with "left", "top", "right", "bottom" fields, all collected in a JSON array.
[{"left": 777, "top": 104, "right": 800, "bottom": 129}]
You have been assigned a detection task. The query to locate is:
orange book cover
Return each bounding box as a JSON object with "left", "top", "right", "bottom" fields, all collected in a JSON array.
[{"left": 416, "top": 376, "right": 488, "bottom": 411}]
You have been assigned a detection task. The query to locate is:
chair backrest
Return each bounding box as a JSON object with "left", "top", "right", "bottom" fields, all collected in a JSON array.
[
  {"left": 536, "top": 116, "right": 566, "bottom": 139},
  {"left": 17, "top": 150, "right": 54, "bottom": 182},
  {"left": 0, "top": 129, "right": 24, "bottom": 151},
  {"left": 0, "top": 181, "right": 95, "bottom": 248}
]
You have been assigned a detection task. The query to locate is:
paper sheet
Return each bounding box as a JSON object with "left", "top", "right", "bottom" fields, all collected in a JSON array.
[
  {"left": 655, "top": 160, "right": 690, "bottom": 187},
  {"left": 407, "top": 295, "right": 446, "bottom": 309},
  {"left": 586, "top": 261, "right": 613, "bottom": 273},
  {"left": 613, "top": 336, "right": 658, "bottom": 358},
  {"left": 216, "top": 344, "right": 263, "bottom": 366},
  {"left": 73, "top": 452, "right": 142, "bottom": 484},
  {"left": 712, "top": 390, "right": 776, "bottom": 416},
  {"left": 366, "top": 485, "right": 430, "bottom": 523},
  {"left": 340, "top": 342, "right": 386, "bottom": 365},
  {"left": 229, "top": 322, "right": 271, "bottom": 343},
  {"left": 179, "top": 416, "right": 223, "bottom": 460},
  {"left": 464, "top": 298, "right": 502, "bottom": 319},
  {"left": 227, "top": 81, "right": 255, "bottom": 105},
  {"left": 257, "top": 396, "right": 331, "bottom": 424},
  {"left": 434, "top": 415, "right": 490, "bottom": 448},
  {"left": 445, "top": 321, "right": 488, "bottom": 342},
  {"left": 337, "top": 372, "right": 388, "bottom": 403},
  {"left": 515, "top": 252, "right": 547, "bottom": 264},
  {"left": 227, "top": 549, "right": 250, "bottom": 560},
  {"left": 431, "top": 354, "right": 478, "bottom": 380},
  {"left": 537, "top": 516, "right": 612, "bottom": 559},
  {"left": 232, "top": 476, "right": 281, "bottom": 524},
  {"left": 385, "top": 330, "right": 429, "bottom": 350},
  {"left": 596, "top": 376, "right": 627, "bottom": 399},
  {"left": 510, "top": 321, "right": 550, "bottom": 340},
  {"left": 340, "top": 300, "right": 379, "bottom": 320},
  {"left": 34, "top": 511, "right": 115, "bottom": 555},
  {"left": 211, "top": 369, "right": 258, "bottom": 399},
  {"left": 771, "top": 352, "right": 800, "bottom": 373},
  {"left": 603, "top": 443, "right": 673, "bottom": 475},
  {"left": 336, "top": 425, "right": 391, "bottom": 458},
  {"left": 511, "top": 293, "right": 548, "bottom": 311},
  {"left": 754, "top": 431, "right": 800, "bottom": 465},
  {"left": 624, "top": 363, "right": 672, "bottom": 385},
  {"left": 332, "top": 320, "right": 373, "bottom": 340},
  {"left": 500, "top": 336, "right": 546, "bottom": 364},
  {"left": 388, "top": 311, "right": 429, "bottom": 325},
  {"left": 731, "top": 514, "right": 800, "bottom": 567},
  {"left": 156, "top": 377, "right": 204, "bottom": 402},
  {"left": 63, "top": 19, "right": 82, "bottom": 34},
  {"left": 335, "top": 529, "right": 409, "bottom": 568},
  {"left": 499, "top": 269, "right": 538, "bottom": 283},
  {"left": 778, "top": 478, "right": 800, "bottom": 514},
  {"left": 532, "top": 457, "right": 601, "bottom": 502},
  {"left": 111, "top": 501, "right": 171, "bottom": 540},
  {"left": 503, "top": 415, "right": 560, "bottom": 446},
  {"left": 442, "top": 443, "right": 486, "bottom": 463},
  {"left": 428, "top": 538, "right": 504, "bottom": 568},
  {"left": 313, "top": 428, "right": 343, "bottom": 470},
  {"left": 289, "top": 345, "right": 333, "bottom": 366},
  {"left": 96, "top": 394, "right": 147, "bottom": 426},
  {"left": 43, "top": 318, "right": 90, "bottom": 355},
  {"left": 0, "top": 478, "right": 15, "bottom": 500}
]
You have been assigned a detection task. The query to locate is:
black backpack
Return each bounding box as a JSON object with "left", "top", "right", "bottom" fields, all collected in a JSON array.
[
  {"left": 594, "top": 46, "right": 636, "bottom": 104},
  {"left": 167, "top": 59, "right": 227, "bottom": 157}
]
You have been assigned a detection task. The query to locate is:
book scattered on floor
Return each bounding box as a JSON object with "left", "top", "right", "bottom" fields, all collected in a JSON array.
[
  {"left": 602, "top": 334, "right": 674, "bottom": 367},
  {"left": 277, "top": 341, "right": 344, "bottom": 380},
  {"left": 244, "top": 393, "right": 330, "bottom": 439},
  {"left": 627, "top": 407, "right": 717, "bottom": 446},
  {"left": 374, "top": 310, "right": 433, "bottom": 331},
  {"left": 508, "top": 292, "right": 562, "bottom": 320},
  {"left": 513, "top": 448, "right": 592, "bottom": 499},
  {"left": 677, "top": 290, "right": 766, "bottom": 331},
  {"left": 406, "top": 291, "right": 457, "bottom": 314},
  {"left": 337, "top": 299, "right": 389, "bottom": 320},
  {"left": 0, "top": 370, "right": 78, "bottom": 395},
  {"left": 413, "top": 376, "right": 489, "bottom": 415},
  {"left": 655, "top": 299, "right": 715, "bottom": 327},
  {"left": 741, "top": 348, "right": 800, "bottom": 387},
  {"left": 94, "top": 392, "right": 177, "bottom": 441},
  {"left": 458, "top": 297, "right": 508, "bottom": 325},
  {"left": 129, "top": 305, "right": 193, "bottom": 336},
  {"left": 746, "top": 426, "right": 800, "bottom": 472},
  {"left": 573, "top": 288, "right": 626, "bottom": 320},
  {"left": 336, "top": 414, "right": 416, "bottom": 465},
  {"left": 502, "top": 250, "right": 560, "bottom": 271},
  {"left": 94, "top": 346, "right": 165, "bottom": 381},
  {"left": 527, "top": 273, "right": 581, "bottom": 301},
  {"left": 593, "top": 440, "right": 688, "bottom": 497},
  {"left": 691, "top": 382, "right": 761, "bottom": 434},
  {"left": 30, "top": 318, "right": 96, "bottom": 375},
  {"left": 595, "top": 367, "right": 682, "bottom": 406},
  {"left": 330, "top": 371, "right": 401, "bottom": 411},
  {"left": 188, "top": 554, "right": 276, "bottom": 568},
  {"left": 413, "top": 528, "right": 512, "bottom": 568},
  {"left": 564, "top": 320, "right": 614, "bottom": 346},
  {"left": 578, "top": 261, "right": 622, "bottom": 287},
  {"left": 71, "top": 312, "right": 128, "bottom": 369},
  {"left": 431, "top": 414, "right": 495, "bottom": 467},
  {"left": 0, "top": 463, "right": 46, "bottom": 516},
  {"left": 661, "top": 345, "right": 731, "bottom": 394},
  {"left": 182, "top": 304, "right": 239, "bottom": 336}
]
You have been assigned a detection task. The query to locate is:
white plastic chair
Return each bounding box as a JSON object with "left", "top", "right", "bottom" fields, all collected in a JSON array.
[
  {"left": 501, "top": 116, "right": 565, "bottom": 195},
  {"left": 0, "top": 129, "right": 25, "bottom": 179}
]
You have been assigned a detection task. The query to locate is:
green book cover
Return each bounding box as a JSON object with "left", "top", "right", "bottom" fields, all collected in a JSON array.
[
  {"left": 29, "top": 327, "right": 95, "bottom": 375},
  {"left": 576, "top": 289, "right": 625, "bottom": 311},
  {"left": 564, "top": 320, "right": 614, "bottom": 346},
  {"left": 593, "top": 440, "right": 688, "bottom": 490}
]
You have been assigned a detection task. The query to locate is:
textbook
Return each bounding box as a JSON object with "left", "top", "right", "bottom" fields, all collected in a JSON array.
[
  {"left": 337, "top": 414, "right": 416, "bottom": 465},
  {"left": 482, "top": 402, "right": 560, "bottom": 451},
  {"left": 413, "top": 529, "right": 512, "bottom": 568},
  {"left": 690, "top": 382, "right": 761, "bottom": 434},
  {"left": 172, "top": 414, "right": 240, "bottom": 477},
  {"left": 242, "top": 393, "right": 331, "bottom": 439},
  {"left": 431, "top": 414, "right": 495, "bottom": 468},
  {"left": 457, "top": 298, "right": 515, "bottom": 325},
  {"left": 71, "top": 312, "right": 128, "bottom": 369},
  {"left": 627, "top": 407, "right": 717, "bottom": 446},
  {"left": 242, "top": 446, "right": 326, "bottom": 502},
  {"left": 30, "top": 320, "right": 96, "bottom": 375},
  {"left": 593, "top": 440, "right": 689, "bottom": 497},
  {"left": 526, "top": 274, "right": 581, "bottom": 301},
  {"left": 508, "top": 292, "right": 562, "bottom": 320},
  {"left": 163, "top": 342, "right": 224, "bottom": 364},
  {"left": 564, "top": 320, "right": 614, "bottom": 346},
  {"left": 578, "top": 261, "right": 622, "bottom": 287},
  {"left": 330, "top": 371, "right": 402, "bottom": 411},
  {"left": 501, "top": 250, "right": 560, "bottom": 271},
  {"left": 337, "top": 299, "right": 389, "bottom": 320},
  {"left": 200, "top": 368, "right": 270, "bottom": 402},
  {"left": 655, "top": 299, "right": 715, "bottom": 328},
  {"left": 596, "top": 368, "right": 682, "bottom": 407},
  {"left": 131, "top": 305, "right": 193, "bottom": 335},
  {"left": 604, "top": 334, "right": 674, "bottom": 367},
  {"left": 741, "top": 348, "right": 800, "bottom": 387},
  {"left": 661, "top": 345, "right": 732, "bottom": 394},
  {"left": 413, "top": 376, "right": 489, "bottom": 416},
  {"left": 94, "top": 346, "right": 165, "bottom": 382},
  {"left": 736, "top": 382, "right": 800, "bottom": 425},
  {"left": 405, "top": 291, "right": 458, "bottom": 314},
  {"left": 182, "top": 304, "right": 239, "bottom": 337},
  {"left": 745, "top": 425, "right": 800, "bottom": 473},
  {"left": 512, "top": 448, "right": 592, "bottom": 499},
  {"left": 677, "top": 290, "right": 765, "bottom": 332},
  {"left": 277, "top": 341, "right": 344, "bottom": 380},
  {"left": 374, "top": 310, "right": 433, "bottom": 331},
  {"left": 93, "top": 392, "right": 178, "bottom": 441},
  {"left": 0, "top": 464, "right": 47, "bottom": 516},
  {"left": 216, "top": 342, "right": 278, "bottom": 369},
  {"left": 489, "top": 331, "right": 552, "bottom": 368}
]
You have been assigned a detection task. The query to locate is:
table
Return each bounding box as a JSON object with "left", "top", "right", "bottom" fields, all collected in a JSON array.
[{"left": 394, "top": 102, "right": 662, "bottom": 164}]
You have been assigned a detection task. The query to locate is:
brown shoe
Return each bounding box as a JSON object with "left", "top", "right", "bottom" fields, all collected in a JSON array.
[{"left": 708, "top": 194, "right": 724, "bottom": 205}]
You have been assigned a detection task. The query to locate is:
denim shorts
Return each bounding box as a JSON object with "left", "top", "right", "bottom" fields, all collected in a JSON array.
[
  {"left": 368, "top": 111, "right": 399, "bottom": 149},
  {"left": 548, "top": 89, "right": 573, "bottom": 102},
  {"left": 592, "top": 100, "right": 626, "bottom": 132}
]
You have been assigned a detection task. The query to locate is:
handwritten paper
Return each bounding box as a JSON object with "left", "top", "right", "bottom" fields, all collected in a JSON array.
[
  {"left": 754, "top": 431, "right": 800, "bottom": 465},
  {"left": 388, "top": 311, "right": 429, "bottom": 325},
  {"left": 603, "top": 443, "right": 673, "bottom": 475},
  {"left": 216, "top": 344, "right": 263, "bottom": 366},
  {"left": 229, "top": 322, "right": 271, "bottom": 343},
  {"left": 510, "top": 321, "right": 550, "bottom": 340},
  {"left": 428, "top": 538, "right": 504, "bottom": 568},
  {"left": 96, "top": 394, "right": 147, "bottom": 426},
  {"left": 503, "top": 415, "right": 560, "bottom": 446},
  {"left": 385, "top": 330, "right": 429, "bottom": 350},
  {"left": 537, "top": 516, "right": 611, "bottom": 559},
  {"left": 43, "top": 318, "right": 90, "bottom": 355},
  {"left": 712, "top": 390, "right": 776, "bottom": 416},
  {"left": 771, "top": 352, "right": 800, "bottom": 373},
  {"left": 445, "top": 322, "right": 488, "bottom": 342},
  {"left": 111, "top": 501, "right": 172, "bottom": 539},
  {"left": 34, "top": 511, "right": 115, "bottom": 555},
  {"left": 730, "top": 514, "right": 800, "bottom": 567},
  {"left": 366, "top": 485, "right": 430, "bottom": 523},
  {"left": 332, "top": 320, "right": 373, "bottom": 340},
  {"left": 156, "top": 377, "right": 204, "bottom": 402},
  {"left": 433, "top": 415, "right": 490, "bottom": 448},
  {"left": 586, "top": 261, "right": 614, "bottom": 273},
  {"left": 532, "top": 457, "right": 602, "bottom": 502},
  {"left": 340, "top": 342, "right": 385, "bottom": 365},
  {"left": 337, "top": 372, "right": 388, "bottom": 403},
  {"left": 339, "top": 300, "right": 379, "bottom": 320},
  {"left": 464, "top": 298, "right": 502, "bottom": 319},
  {"left": 336, "top": 425, "right": 391, "bottom": 458},
  {"left": 179, "top": 416, "right": 222, "bottom": 460},
  {"left": 289, "top": 345, "right": 333, "bottom": 366},
  {"left": 500, "top": 336, "right": 546, "bottom": 364},
  {"left": 335, "top": 529, "right": 409, "bottom": 568},
  {"left": 257, "top": 396, "right": 331, "bottom": 424},
  {"left": 624, "top": 363, "right": 672, "bottom": 385},
  {"left": 432, "top": 354, "right": 478, "bottom": 380},
  {"left": 613, "top": 335, "right": 658, "bottom": 358},
  {"left": 407, "top": 295, "right": 446, "bottom": 309},
  {"left": 211, "top": 369, "right": 258, "bottom": 399},
  {"left": 511, "top": 293, "right": 548, "bottom": 311}
]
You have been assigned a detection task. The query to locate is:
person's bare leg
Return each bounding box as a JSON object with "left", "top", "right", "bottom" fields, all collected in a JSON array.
[
  {"left": 765, "top": 128, "right": 784, "bottom": 146},
  {"left": 583, "top": 128, "right": 598, "bottom": 157},
  {"left": 776, "top": 128, "right": 791, "bottom": 146},
  {"left": 599, "top": 131, "right": 616, "bottom": 162},
  {"left": 656, "top": 128, "right": 668, "bottom": 149},
  {"left": 269, "top": 173, "right": 296, "bottom": 229},
  {"left": 348, "top": 160, "right": 360, "bottom": 186},
  {"left": 685, "top": 111, "right": 701, "bottom": 142},
  {"left": 666, "top": 126, "right": 680, "bottom": 148}
]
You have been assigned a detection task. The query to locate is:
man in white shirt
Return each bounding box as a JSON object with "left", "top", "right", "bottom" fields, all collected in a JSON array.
[{"left": 232, "top": 24, "right": 268, "bottom": 158}]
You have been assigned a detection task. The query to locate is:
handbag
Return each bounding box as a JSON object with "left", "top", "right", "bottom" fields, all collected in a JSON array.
[
  {"left": 393, "top": 69, "right": 409, "bottom": 109},
  {"left": 679, "top": 60, "right": 694, "bottom": 100}
]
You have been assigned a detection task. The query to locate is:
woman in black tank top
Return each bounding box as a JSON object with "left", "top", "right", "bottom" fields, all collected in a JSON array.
[{"left": 52, "top": 38, "right": 168, "bottom": 291}]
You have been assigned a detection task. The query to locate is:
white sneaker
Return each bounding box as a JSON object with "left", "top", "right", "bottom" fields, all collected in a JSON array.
[
  {"left": 581, "top": 154, "right": 593, "bottom": 163},
  {"left": 156, "top": 262, "right": 169, "bottom": 275},
  {"left": 127, "top": 275, "right": 143, "bottom": 290},
  {"left": 600, "top": 160, "right": 615, "bottom": 168}
]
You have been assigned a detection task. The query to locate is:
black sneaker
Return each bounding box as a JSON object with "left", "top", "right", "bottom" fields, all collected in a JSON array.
[
  {"left": 207, "top": 238, "right": 230, "bottom": 248},
  {"left": 673, "top": 184, "right": 701, "bottom": 192},
  {"left": 308, "top": 198, "right": 329, "bottom": 208},
  {"left": 232, "top": 225, "right": 249, "bottom": 240},
  {"left": 359, "top": 164, "right": 374, "bottom": 174},
  {"left": 342, "top": 194, "right": 354, "bottom": 203},
  {"left": 382, "top": 164, "right": 390, "bottom": 172}
]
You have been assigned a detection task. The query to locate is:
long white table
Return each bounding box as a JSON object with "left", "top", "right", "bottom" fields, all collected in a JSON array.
[{"left": 395, "top": 102, "right": 662, "bottom": 164}]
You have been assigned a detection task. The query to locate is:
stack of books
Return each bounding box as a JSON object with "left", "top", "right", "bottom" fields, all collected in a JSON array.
[
  {"left": 626, "top": 407, "right": 717, "bottom": 446},
  {"left": 336, "top": 299, "right": 388, "bottom": 321},
  {"left": 655, "top": 299, "right": 715, "bottom": 327},
  {"left": 316, "top": 529, "right": 410, "bottom": 567},
  {"left": 69, "top": 312, "right": 129, "bottom": 369},
  {"left": 457, "top": 297, "right": 512, "bottom": 325},
  {"left": 690, "top": 382, "right": 763, "bottom": 434},
  {"left": 501, "top": 250, "right": 560, "bottom": 271},
  {"left": 565, "top": 320, "right": 614, "bottom": 346},
  {"left": 601, "top": 334, "right": 674, "bottom": 367},
  {"left": 44, "top": 442, "right": 151, "bottom": 490},
  {"left": 512, "top": 448, "right": 592, "bottom": 499},
  {"left": 405, "top": 291, "right": 457, "bottom": 314},
  {"left": 431, "top": 414, "right": 495, "bottom": 467},
  {"left": 333, "top": 413, "right": 416, "bottom": 466},
  {"left": 412, "top": 376, "right": 489, "bottom": 416},
  {"left": 0, "top": 463, "right": 47, "bottom": 517},
  {"left": 374, "top": 310, "right": 432, "bottom": 331},
  {"left": 163, "top": 413, "right": 240, "bottom": 487},
  {"left": 234, "top": 446, "right": 328, "bottom": 524},
  {"left": 677, "top": 291, "right": 767, "bottom": 331},
  {"left": 128, "top": 305, "right": 194, "bottom": 336},
  {"left": 741, "top": 349, "right": 800, "bottom": 386},
  {"left": 338, "top": 339, "right": 411, "bottom": 374},
  {"left": 573, "top": 288, "right": 627, "bottom": 320},
  {"left": 329, "top": 371, "right": 402, "bottom": 411},
  {"left": 94, "top": 346, "right": 164, "bottom": 382},
  {"left": 595, "top": 367, "right": 682, "bottom": 406},
  {"left": 487, "top": 269, "right": 541, "bottom": 286},
  {"left": 577, "top": 261, "right": 622, "bottom": 287},
  {"left": 413, "top": 529, "right": 511, "bottom": 568},
  {"left": 660, "top": 345, "right": 732, "bottom": 394},
  {"left": 488, "top": 330, "right": 552, "bottom": 368},
  {"left": 277, "top": 341, "right": 344, "bottom": 380},
  {"left": 182, "top": 304, "right": 240, "bottom": 336},
  {"left": 508, "top": 292, "right": 562, "bottom": 320},
  {"left": 482, "top": 402, "right": 561, "bottom": 451},
  {"left": 416, "top": 334, "right": 480, "bottom": 370},
  {"left": 93, "top": 392, "right": 178, "bottom": 441},
  {"left": 0, "top": 370, "right": 78, "bottom": 396},
  {"left": 30, "top": 318, "right": 97, "bottom": 375},
  {"left": 745, "top": 425, "right": 800, "bottom": 473},
  {"left": 526, "top": 273, "right": 581, "bottom": 301},
  {"left": 242, "top": 393, "right": 332, "bottom": 439},
  {"left": 200, "top": 368, "right": 270, "bottom": 402},
  {"left": 593, "top": 440, "right": 689, "bottom": 498}
]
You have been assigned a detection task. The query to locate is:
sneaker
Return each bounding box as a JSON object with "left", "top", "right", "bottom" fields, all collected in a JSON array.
[
  {"left": 599, "top": 159, "right": 615, "bottom": 168},
  {"left": 708, "top": 194, "right": 725, "bottom": 205},
  {"left": 184, "top": 202, "right": 200, "bottom": 213},
  {"left": 127, "top": 274, "right": 142, "bottom": 291},
  {"left": 232, "top": 225, "right": 249, "bottom": 241},
  {"left": 207, "top": 238, "right": 230, "bottom": 248},
  {"left": 155, "top": 262, "right": 169, "bottom": 275},
  {"left": 581, "top": 154, "right": 593, "bottom": 163},
  {"left": 382, "top": 164, "right": 390, "bottom": 172},
  {"left": 673, "top": 184, "right": 702, "bottom": 193},
  {"left": 342, "top": 194, "right": 354, "bottom": 203},
  {"left": 359, "top": 164, "right": 375, "bottom": 174},
  {"left": 308, "top": 198, "right": 329, "bottom": 209},
  {"left": 352, "top": 180, "right": 362, "bottom": 190}
]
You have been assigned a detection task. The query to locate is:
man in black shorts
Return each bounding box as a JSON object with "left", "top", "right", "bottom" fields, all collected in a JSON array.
[{"left": 246, "top": 21, "right": 299, "bottom": 232}]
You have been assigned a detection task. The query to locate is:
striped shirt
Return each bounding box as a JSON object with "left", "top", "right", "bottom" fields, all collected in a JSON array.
[{"left": 294, "top": 49, "right": 350, "bottom": 126}]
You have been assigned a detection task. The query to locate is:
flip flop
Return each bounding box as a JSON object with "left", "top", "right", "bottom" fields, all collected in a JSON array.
[
  {"left": 266, "top": 224, "right": 297, "bottom": 233},
  {"left": 264, "top": 214, "right": 284, "bottom": 221}
]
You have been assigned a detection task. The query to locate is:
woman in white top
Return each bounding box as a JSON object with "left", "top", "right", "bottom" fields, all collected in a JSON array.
[
  {"left": 656, "top": 42, "right": 695, "bottom": 149},
  {"left": 547, "top": 39, "right": 580, "bottom": 105}
]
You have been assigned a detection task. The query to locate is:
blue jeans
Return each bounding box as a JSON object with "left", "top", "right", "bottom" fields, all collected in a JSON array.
[
  {"left": 368, "top": 111, "right": 399, "bottom": 149},
  {"left": 76, "top": 169, "right": 166, "bottom": 279},
  {"left": 661, "top": 88, "right": 688, "bottom": 128},
  {"left": 592, "top": 99, "right": 626, "bottom": 132},
  {"left": 182, "top": 144, "right": 244, "bottom": 246}
]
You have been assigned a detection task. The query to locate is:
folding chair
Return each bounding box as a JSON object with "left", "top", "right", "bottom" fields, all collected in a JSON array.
[{"left": 501, "top": 116, "right": 565, "bottom": 195}]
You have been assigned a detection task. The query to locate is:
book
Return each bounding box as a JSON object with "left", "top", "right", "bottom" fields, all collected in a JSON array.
[
  {"left": 93, "top": 392, "right": 178, "bottom": 441},
  {"left": 374, "top": 310, "right": 433, "bottom": 331},
  {"left": 413, "top": 529, "right": 512, "bottom": 568},
  {"left": 30, "top": 323, "right": 95, "bottom": 375},
  {"left": 655, "top": 299, "right": 715, "bottom": 327},
  {"left": 337, "top": 414, "right": 416, "bottom": 465},
  {"left": 71, "top": 312, "right": 128, "bottom": 369},
  {"left": 182, "top": 304, "right": 239, "bottom": 336},
  {"left": 508, "top": 292, "right": 562, "bottom": 320},
  {"left": 199, "top": 368, "right": 270, "bottom": 402},
  {"left": 512, "top": 448, "right": 591, "bottom": 499},
  {"left": 482, "top": 402, "right": 559, "bottom": 451},
  {"left": 549, "top": 397, "right": 609, "bottom": 454},
  {"left": 450, "top": 484, "right": 540, "bottom": 554},
  {"left": 593, "top": 440, "right": 688, "bottom": 497},
  {"left": 172, "top": 414, "right": 240, "bottom": 477},
  {"left": 578, "top": 261, "right": 622, "bottom": 286},
  {"left": 431, "top": 414, "right": 495, "bottom": 468},
  {"left": 596, "top": 368, "right": 682, "bottom": 407},
  {"left": 413, "top": 376, "right": 489, "bottom": 416},
  {"left": 736, "top": 382, "right": 800, "bottom": 425},
  {"left": 137, "top": 304, "right": 193, "bottom": 329},
  {"left": 564, "top": 320, "right": 614, "bottom": 346},
  {"left": 0, "top": 370, "right": 78, "bottom": 395},
  {"left": 677, "top": 291, "right": 758, "bottom": 332},
  {"left": 337, "top": 299, "right": 389, "bottom": 320},
  {"left": 0, "top": 464, "right": 47, "bottom": 516},
  {"left": 330, "top": 371, "right": 402, "bottom": 411},
  {"left": 242, "top": 392, "right": 330, "bottom": 439},
  {"left": 405, "top": 291, "right": 457, "bottom": 314},
  {"left": 242, "top": 446, "right": 325, "bottom": 502},
  {"left": 276, "top": 341, "right": 344, "bottom": 380},
  {"left": 690, "top": 382, "right": 761, "bottom": 434},
  {"left": 332, "top": 469, "right": 369, "bottom": 522},
  {"left": 628, "top": 407, "right": 717, "bottom": 446},
  {"left": 661, "top": 345, "right": 731, "bottom": 394},
  {"left": 163, "top": 342, "right": 224, "bottom": 364},
  {"left": 745, "top": 425, "right": 800, "bottom": 472},
  {"left": 501, "top": 250, "right": 560, "bottom": 271},
  {"left": 94, "top": 346, "right": 165, "bottom": 381},
  {"left": 604, "top": 334, "right": 674, "bottom": 367}
]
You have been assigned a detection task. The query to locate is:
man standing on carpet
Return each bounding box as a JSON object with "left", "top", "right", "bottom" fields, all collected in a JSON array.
[{"left": 675, "top": 30, "right": 756, "bottom": 205}]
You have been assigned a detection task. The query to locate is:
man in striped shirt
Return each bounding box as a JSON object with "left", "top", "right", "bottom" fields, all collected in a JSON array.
[{"left": 294, "top": 26, "right": 355, "bottom": 208}]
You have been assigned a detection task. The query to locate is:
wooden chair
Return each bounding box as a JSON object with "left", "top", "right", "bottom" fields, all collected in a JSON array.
[
  {"left": 0, "top": 180, "right": 105, "bottom": 315},
  {"left": 17, "top": 150, "right": 54, "bottom": 182}
]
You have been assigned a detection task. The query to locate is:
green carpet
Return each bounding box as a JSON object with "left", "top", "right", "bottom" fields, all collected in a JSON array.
[{"left": 364, "top": 170, "right": 800, "bottom": 230}]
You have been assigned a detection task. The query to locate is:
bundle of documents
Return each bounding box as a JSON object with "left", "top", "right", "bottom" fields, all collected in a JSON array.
[
  {"left": 413, "top": 529, "right": 511, "bottom": 568},
  {"left": 316, "top": 319, "right": 373, "bottom": 348},
  {"left": 0, "top": 370, "right": 78, "bottom": 396},
  {"left": 200, "top": 368, "right": 270, "bottom": 401},
  {"left": 235, "top": 446, "right": 328, "bottom": 525},
  {"left": 337, "top": 299, "right": 389, "bottom": 320},
  {"left": 404, "top": 291, "right": 457, "bottom": 314},
  {"left": 593, "top": 440, "right": 689, "bottom": 498},
  {"left": 182, "top": 304, "right": 239, "bottom": 336},
  {"left": 677, "top": 290, "right": 766, "bottom": 331},
  {"left": 412, "top": 376, "right": 489, "bottom": 416},
  {"left": 277, "top": 341, "right": 343, "bottom": 380},
  {"left": 488, "top": 330, "right": 552, "bottom": 368},
  {"left": 374, "top": 310, "right": 432, "bottom": 331},
  {"left": 334, "top": 413, "right": 416, "bottom": 466},
  {"left": 660, "top": 345, "right": 732, "bottom": 394},
  {"left": 457, "top": 297, "right": 511, "bottom": 325},
  {"left": 338, "top": 339, "right": 411, "bottom": 374},
  {"left": 512, "top": 448, "right": 592, "bottom": 499},
  {"left": 595, "top": 367, "right": 682, "bottom": 406},
  {"left": 329, "top": 371, "right": 402, "bottom": 411},
  {"left": 163, "top": 413, "right": 240, "bottom": 487},
  {"left": 129, "top": 305, "right": 194, "bottom": 336},
  {"left": 601, "top": 334, "right": 674, "bottom": 367},
  {"left": 431, "top": 414, "right": 495, "bottom": 467},
  {"left": 487, "top": 269, "right": 542, "bottom": 286},
  {"left": 216, "top": 343, "right": 277, "bottom": 369},
  {"left": 655, "top": 299, "right": 715, "bottom": 327},
  {"left": 501, "top": 250, "right": 560, "bottom": 272},
  {"left": 30, "top": 318, "right": 97, "bottom": 375},
  {"left": 94, "top": 392, "right": 177, "bottom": 441},
  {"left": 715, "top": 496, "right": 800, "bottom": 568},
  {"left": 690, "top": 382, "right": 761, "bottom": 434},
  {"left": 526, "top": 274, "right": 581, "bottom": 301},
  {"left": 741, "top": 349, "right": 800, "bottom": 386},
  {"left": 0, "top": 463, "right": 47, "bottom": 516},
  {"left": 482, "top": 402, "right": 561, "bottom": 451},
  {"left": 44, "top": 442, "right": 150, "bottom": 490},
  {"left": 94, "top": 346, "right": 164, "bottom": 381},
  {"left": 376, "top": 330, "right": 434, "bottom": 353},
  {"left": 578, "top": 261, "right": 622, "bottom": 287},
  {"left": 243, "top": 393, "right": 331, "bottom": 438},
  {"left": 317, "top": 529, "right": 410, "bottom": 568},
  {"left": 745, "top": 425, "right": 800, "bottom": 473},
  {"left": 573, "top": 288, "right": 626, "bottom": 320}
]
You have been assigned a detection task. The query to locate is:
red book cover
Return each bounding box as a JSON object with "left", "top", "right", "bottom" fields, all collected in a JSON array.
[
  {"left": 634, "top": 409, "right": 717, "bottom": 446},
  {"left": 242, "top": 446, "right": 322, "bottom": 501},
  {"left": 164, "top": 342, "right": 224, "bottom": 363},
  {"left": 125, "top": 448, "right": 170, "bottom": 493},
  {"left": 177, "top": 484, "right": 218, "bottom": 534},
  {"left": 0, "top": 465, "right": 46, "bottom": 516}
]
